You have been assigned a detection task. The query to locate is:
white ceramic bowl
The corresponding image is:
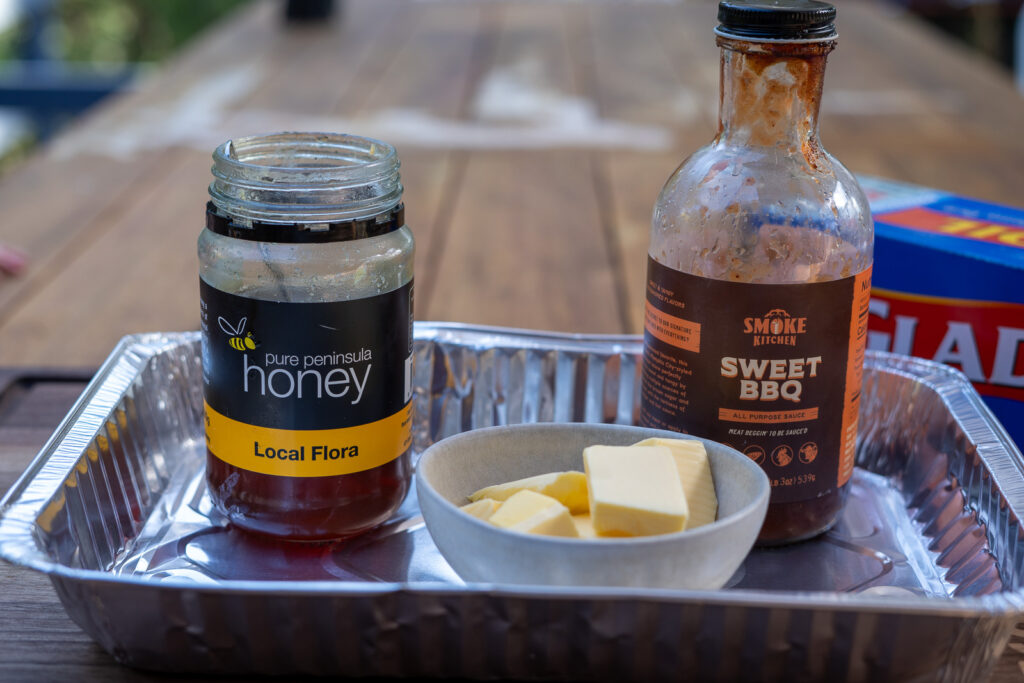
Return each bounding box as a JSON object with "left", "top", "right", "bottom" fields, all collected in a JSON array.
[{"left": 416, "top": 423, "right": 770, "bottom": 590}]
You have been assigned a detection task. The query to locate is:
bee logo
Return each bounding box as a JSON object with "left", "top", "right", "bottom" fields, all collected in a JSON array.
[{"left": 218, "top": 316, "right": 258, "bottom": 351}]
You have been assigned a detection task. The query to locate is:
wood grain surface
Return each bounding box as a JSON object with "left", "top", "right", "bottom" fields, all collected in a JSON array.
[
  {"left": 0, "top": 0, "right": 1019, "bottom": 366},
  {"left": 0, "top": 0, "right": 1023, "bottom": 680}
]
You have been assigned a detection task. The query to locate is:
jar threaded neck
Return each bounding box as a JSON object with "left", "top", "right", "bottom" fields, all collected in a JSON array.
[{"left": 209, "top": 132, "right": 402, "bottom": 226}]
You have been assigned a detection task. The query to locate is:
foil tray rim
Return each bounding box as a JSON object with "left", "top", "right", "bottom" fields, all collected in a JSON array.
[{"left": 2, "top": 325, "right": 1023, "bottom": 618}]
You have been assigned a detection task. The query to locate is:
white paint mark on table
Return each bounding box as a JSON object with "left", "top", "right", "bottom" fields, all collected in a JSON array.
[
  {"left": 233, "top": 108, "right": 672, "bottom": 150},
  {"left": 824, "top": 89, "right": 965, "bottom": 116},
  {"left": 671, "top": 87, "right": 710, "bottom": 124},
  {"left": 472, "top": 58, "right": 597, "bottom": 125},
  {"left": 49, "top": 65, "right": 264, "bottom": 161},
  {"left": 47, "top": 58, "right": 673, "bottom": 157}
]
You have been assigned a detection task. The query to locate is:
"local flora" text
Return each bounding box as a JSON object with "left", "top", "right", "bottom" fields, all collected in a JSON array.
[{"left": 253, "top": 442, "right": 359, "bottom": 461}]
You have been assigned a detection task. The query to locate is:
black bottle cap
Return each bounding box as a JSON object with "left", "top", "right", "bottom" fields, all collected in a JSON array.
[{"left": 717, "top": 0, "right": 837, "bottom": 40}]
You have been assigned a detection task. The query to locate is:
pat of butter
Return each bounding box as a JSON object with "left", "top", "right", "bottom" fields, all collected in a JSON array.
[
  {"left": 488, "top": 490, "right": 579, "bottom": 537},
  {"left": 469, "top": 471, "right": 589, "bottom": 514},
  {"left": 584, "top": 445, "right": 689, "bottom": 536},
  {"left": 460, "top": 498, "right": 501, "bottom": 521},
  {"left": 632, "top": 438, "right": 718, "bottom": 529},
  {"left": 571, "top": 513, "right": 597, "bottom": 539}
]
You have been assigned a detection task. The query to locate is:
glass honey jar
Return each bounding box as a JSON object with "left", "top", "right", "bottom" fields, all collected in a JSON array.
[{"left": 198, "top": 132, "right": 414, "bottom": 541}]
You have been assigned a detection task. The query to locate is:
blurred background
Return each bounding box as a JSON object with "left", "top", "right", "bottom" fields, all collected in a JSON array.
[
  {"left": 897, "top": 0, "right": 1023, "bottom": 69},
  {"left": 0, "top": 0, "right": 1020, "bottom": 366},
  {"left": 0, "top": 0, "right": 1020, "bottom": 171},
  {"left": 0, "top": 0, "right": 248, "bottom": 169}
]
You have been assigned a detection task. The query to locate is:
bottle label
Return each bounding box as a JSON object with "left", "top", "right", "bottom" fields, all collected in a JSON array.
[
  {"left": 199, "top": 279, "right": 414, "bottom": 478},
  {"left": 641, "top": 257, "right": 871, "bottom": 503}
]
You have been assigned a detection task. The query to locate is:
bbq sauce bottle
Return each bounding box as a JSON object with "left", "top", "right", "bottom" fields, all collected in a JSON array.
[
  {"left": 199, "top": 133, "right": 414, "bottom": 541},
  {"left": 640, "top": 1, "right": 873, "bottom": 544}
]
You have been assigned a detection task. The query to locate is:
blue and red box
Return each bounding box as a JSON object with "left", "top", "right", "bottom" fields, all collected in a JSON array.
[{"left": 861, "top": 176, "right": 1024, "bottom": 448}]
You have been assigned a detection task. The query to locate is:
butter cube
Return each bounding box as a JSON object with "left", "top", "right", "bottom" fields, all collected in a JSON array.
[
  {"left": 584, "top": 445, "right": 689, "bottom": 536},
  {"left": 633, "top": 438, "right": 718, "bottom": 529},
  {"left": 469, "top": 471, "right": 589, "bottom": 514},
  {"left": 571, "top": 513, "right": 631, "bottom": 538},
  {"left": 488, "top": 490, "right": 579, "bottom": 537},
  {"left": 571, "top": 513, "right": 597, "bottom": 539},
  {"left": 460, "top": 498, "right": 501, "bottom": 521}
]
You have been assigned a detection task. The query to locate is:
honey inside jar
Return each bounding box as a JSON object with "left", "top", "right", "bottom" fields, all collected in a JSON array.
[
  {"left": 206, "top": 450, "right": 409, "bottom": 540},
  {"left": 198, "top": 133, "right": 415, "bottom": 541}
]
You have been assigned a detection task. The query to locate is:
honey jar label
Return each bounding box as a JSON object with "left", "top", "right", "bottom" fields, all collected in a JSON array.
[
  {"left": 641, "top": 257, "right": 871, "bottom": 503},
  {"left": 199, "top": 279, "right": 413, "bottom": 478}
]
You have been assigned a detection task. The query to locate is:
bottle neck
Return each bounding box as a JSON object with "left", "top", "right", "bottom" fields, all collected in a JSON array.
[{"left": 715, "top": 37, "right": 834, "bottom": 155}]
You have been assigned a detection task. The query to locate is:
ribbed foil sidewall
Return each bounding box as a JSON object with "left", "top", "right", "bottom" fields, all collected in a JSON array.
[
  {"left": 4, "top": 329, "right": 1022, "bottom": 681},
  {"left": 49, "top": 576, "right": 1014, "bottom": 681}
]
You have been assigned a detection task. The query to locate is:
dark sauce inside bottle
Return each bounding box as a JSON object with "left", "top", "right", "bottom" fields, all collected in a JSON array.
[{"left": 755, "top": 484, "right": 847, "bottom": 545}]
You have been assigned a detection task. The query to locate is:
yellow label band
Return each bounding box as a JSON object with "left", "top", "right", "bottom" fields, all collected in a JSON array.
[{"left": 204, "top": 401, "right": 412, "bottom": 477}]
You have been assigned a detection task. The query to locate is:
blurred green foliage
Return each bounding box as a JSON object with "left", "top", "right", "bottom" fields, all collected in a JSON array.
[
  {"left": 58, "top": 0, "right": 251, "bottom": 62},
  {"left": 0, "top": 0, "right": 252, "bottom": 167},
  {"left": 0, "top": 26, "right": 16, "bottom": 61},
  {"left": 2, "top": 0, "right": 251, "bottom": 63}
]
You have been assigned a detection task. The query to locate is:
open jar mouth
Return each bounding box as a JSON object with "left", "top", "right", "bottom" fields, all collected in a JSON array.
[{"left": 209, "top": 132, "right": 403, "bottom": 225}]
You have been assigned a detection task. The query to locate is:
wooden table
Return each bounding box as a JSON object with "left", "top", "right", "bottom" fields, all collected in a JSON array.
[{"left": 0, "top": 0, "right": 1022, "bottom": 680}]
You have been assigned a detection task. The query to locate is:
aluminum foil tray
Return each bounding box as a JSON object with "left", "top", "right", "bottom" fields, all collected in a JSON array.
[{"left": 2, "top": 324, "right": 1024, "bottom": 682}]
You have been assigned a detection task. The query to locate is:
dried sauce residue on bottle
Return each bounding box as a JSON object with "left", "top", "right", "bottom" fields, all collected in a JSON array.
[
  {"left": 716, "top": 37, "right": 833, "bottom": 170},
  {"left": 641, "top": 1, "right": 873, "bottom": 545}
]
